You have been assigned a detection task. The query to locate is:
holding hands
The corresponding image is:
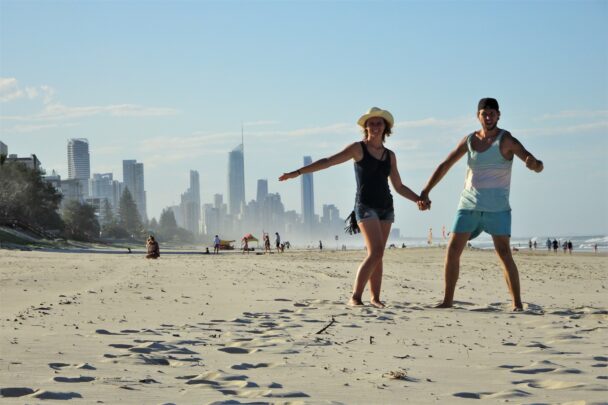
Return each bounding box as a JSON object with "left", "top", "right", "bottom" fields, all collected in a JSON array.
[{"left": 417, "top": 190, "right": 432, "bottom": 211}]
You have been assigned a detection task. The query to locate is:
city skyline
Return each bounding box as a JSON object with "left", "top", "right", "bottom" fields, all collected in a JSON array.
[{"left": 1, "top": 1, "right": 606, "bottom": 237}]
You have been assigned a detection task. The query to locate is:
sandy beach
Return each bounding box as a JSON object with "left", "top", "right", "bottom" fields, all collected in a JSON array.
[{"left": 1, "top": 247, "right": 606, "bottom": 404}]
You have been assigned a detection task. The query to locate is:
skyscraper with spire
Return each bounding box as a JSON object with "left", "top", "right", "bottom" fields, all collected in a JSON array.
[{"left": 227, "top": 143, "right": 245, "bottom": 216}]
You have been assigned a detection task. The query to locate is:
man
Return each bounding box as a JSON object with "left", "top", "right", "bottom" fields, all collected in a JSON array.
[
  {"left": 275, "top": 232, "right": 281, "bottom": 252},
  {"left": 419, "top": 98, "right": 543, "bottom": 311},
  {"left": 213, "top": 235, "right": 221, "bottom": 254}
]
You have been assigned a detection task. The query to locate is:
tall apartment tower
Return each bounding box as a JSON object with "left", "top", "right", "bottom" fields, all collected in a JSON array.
[
  {"left": 227, "top": 144, "right": 245, "bottom": 216},
  {"left": 256, "top": 179, "right": 268, "bottom": 203},
  {"left": 0, "top": 141, "right": 7, "bottom": 156},
  {"left": 122, "top": 159, "right": 147, "bottom": 222},
  {"left": 301, "top": 156, "right": 315, "bottom": 232},
  {"left": 180, "top": 170, "right": 201, "bottom": 235},
  {"left": 67, "top": 138, "right": 90, "bottom": 196}
]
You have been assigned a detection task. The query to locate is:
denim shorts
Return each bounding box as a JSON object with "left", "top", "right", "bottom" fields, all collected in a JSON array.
[
  {"left": 355, "top": 203, "right": 395, "bottom": 223},
  {"left": 452, "top": 209, "right": 511, "bottom": 240}
]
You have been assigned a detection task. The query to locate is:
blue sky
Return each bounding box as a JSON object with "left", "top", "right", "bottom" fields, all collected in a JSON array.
[{"left": 1, "top": 0, "right": 607, "bottom": 237}]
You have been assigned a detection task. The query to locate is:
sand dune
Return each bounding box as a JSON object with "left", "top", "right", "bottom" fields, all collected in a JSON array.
[{"left": 1, "top": 248, "right": 606, "bottom": 403}]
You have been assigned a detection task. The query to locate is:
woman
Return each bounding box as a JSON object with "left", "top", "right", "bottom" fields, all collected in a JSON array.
[
  {"left": 146, "top": 236, "right": 160, "bottom": 259},
  {"left": 279, "top": 107, "right": 420, "bottom": 308}
]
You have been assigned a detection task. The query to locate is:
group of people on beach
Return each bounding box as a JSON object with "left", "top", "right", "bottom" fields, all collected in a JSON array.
[{"left": 279, "top": 98, "right": 544, "bottom": 311}]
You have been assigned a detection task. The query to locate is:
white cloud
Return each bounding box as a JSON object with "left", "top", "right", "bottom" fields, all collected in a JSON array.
[
  {"left": 0, "top": 77, "right": 54, "bottom": 103},
  {"left": 538, "top": 110, "right": 608, "bottom": 121}
]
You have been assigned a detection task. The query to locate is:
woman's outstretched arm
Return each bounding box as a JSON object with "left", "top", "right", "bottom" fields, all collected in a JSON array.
[{"left": 279, "top": 142, "right": 362, "bottom": 181}]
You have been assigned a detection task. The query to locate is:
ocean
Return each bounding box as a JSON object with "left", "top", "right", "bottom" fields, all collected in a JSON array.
[{"left": 391, "top": 234, "right": 608, "bottom": 251}]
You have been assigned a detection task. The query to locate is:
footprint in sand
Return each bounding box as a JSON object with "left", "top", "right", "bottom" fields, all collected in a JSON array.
[
  {"left": 49, "top": 362, "right": 96, "bottom": 370},
  {"left": 0, "top": 387, "right": 36, "bottom": 398},
  {"left": 512, "top": 378, "right": 586, "bottom": 390},
  {"left": 218, "top": 347, "right": 255, "bottom": 354},
  {"left": 53, "top": 376, "right": 95, "bottom": 383},
  {"left": 453, "top": 389, "right": 531, "bottom": 399},
  {"left": 27, "top": 390, "right": 84, "bottom": 399},
  {"left": 231, "top": 362, "right": 277, "bottom": 370}
]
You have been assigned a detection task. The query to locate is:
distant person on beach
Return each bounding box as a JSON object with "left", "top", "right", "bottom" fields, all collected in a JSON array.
[
  {"left": 552, "top": 239, "right": 558, "bottom": 253},
  {"left": 146, "top": 236, "right": 160, "bottom": 259},
  {"left": 241, "top": 236, "right": 249, "bottom": 254},
  {"left": 567, "top": 240, "right": 573, "bottom": 254},
  {"left": 528, "top": 239, "right": 532, "bottom": 249},
  {"left": 418, "top": 98, "right": 544, "bottom": 311},
  {"left": 533, "top": 240, "right": 537, "bottom": 250},
  {"left": 213, "top": 235, "right": 221, "bottom": 254},
  {"left": 594, "top": 243, "right": 598, "bottom": 253},
  {"left": 275, "top": 232, "right": 281, "bottom": 252},
  {"left": 279, "top": 107, "right": 421, "bottom": 308},
  {"left": 264, "top": 234, "right": 271, "bottom": 254},
  {"left": 546, "top": 238, "right": 551, "bottom": 251},
  {"left": 562, "top": 240, "right": 568, "bottom": 253},
  {"left": 319, "top": 240, "right": 323, "bottom": 251}
]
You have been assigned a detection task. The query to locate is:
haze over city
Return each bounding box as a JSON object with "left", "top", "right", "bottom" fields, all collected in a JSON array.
[{"left": 1, "top": 0, "right": 607, "bottom": 238}]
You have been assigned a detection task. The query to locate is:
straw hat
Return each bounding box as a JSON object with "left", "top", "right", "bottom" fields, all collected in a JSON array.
[{"left": 357, "top": 107, "right": 394, "bottom": 129}]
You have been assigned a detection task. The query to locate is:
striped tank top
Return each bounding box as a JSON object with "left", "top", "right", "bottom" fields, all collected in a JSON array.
[{"left": 457, "top": 130, "right": 512, "bottom": 212}]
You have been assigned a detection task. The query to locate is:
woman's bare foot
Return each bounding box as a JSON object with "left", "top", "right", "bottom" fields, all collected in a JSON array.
[
  {"left": 434, "top": 301, "right": 453, "bottom": 308},
  {"left": 512, "top": 305, "right": 523, "bottom": 312},
  {"left": 348, "top": 296, "right": 364, "bottom": 306},
  {"left": 370, "top": 299, "right": 385, "bottom": 309}
]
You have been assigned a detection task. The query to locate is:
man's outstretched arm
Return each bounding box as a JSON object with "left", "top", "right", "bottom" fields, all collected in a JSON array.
[
  {"left": 503, "top": 132, "right": 544, "bottom": 173},
  {"left": 419, "top": 136, "right": 469, "bottom": 208}
]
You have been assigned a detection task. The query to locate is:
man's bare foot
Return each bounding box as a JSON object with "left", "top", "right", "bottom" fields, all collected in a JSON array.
[
  {"left": 512, "top": 306, "right": 523, "bottom": 312},
  {"left": 370, "top": 299, "right": 385, "bottom": 309},
  {"left": 348, "top": 297, "right": 364, "bottom": 306},
  {"left": 434, "top": 301, "right": 453, "bottom": 308}
]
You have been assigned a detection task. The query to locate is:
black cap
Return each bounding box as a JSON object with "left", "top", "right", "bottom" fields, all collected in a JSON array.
[{"left": 478, "top": 98, "right": 499, "bottom": 111}]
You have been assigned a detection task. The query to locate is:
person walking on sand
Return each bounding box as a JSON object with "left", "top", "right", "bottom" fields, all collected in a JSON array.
[
  {"left": 418, "top": 98, "right": 543, "bottom": 311},
  {"left": 264, "top": 233, "right": 271, "bottom": 254},
  {"left": 241, "top": 236, "right": 249, "bottom": 254},
  {"left": 213, "top": 235, "right": 221, "bottom": 254},
  {"left": 552, "top": 238, "right": 558, "bottom": 253},
  {"left": 279, "top": 107, "right": 421, "bottom": 308},
  {"left": 275, "top": 232, "right": 281, "bottom": 253},
  {"left": 146, "top": 235, "right": 160, "bottom": 259}
]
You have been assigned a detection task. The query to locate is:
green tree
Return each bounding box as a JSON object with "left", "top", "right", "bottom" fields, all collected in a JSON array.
[
  {"left": 62, "top": 200, "right": 100, "bottom": 241},
  {"left": 119, "top": 188, "right": 143, "bottom": 237},
  {"left": 0, "top": 160, "right": 64, "bottom": 231},
  {"left": 101, "top": 199, "right": 114, "bottom": 225},
  {"left": 159, "top": 208, "right": 178, "bottom": 236}
]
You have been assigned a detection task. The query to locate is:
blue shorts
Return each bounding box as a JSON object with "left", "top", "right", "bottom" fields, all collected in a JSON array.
[
  {"left": 452, "top": 209, "right": 511, "bottom": 240},
  {"left": 355, "top": 203, "right": 395, "bottom": 223}
]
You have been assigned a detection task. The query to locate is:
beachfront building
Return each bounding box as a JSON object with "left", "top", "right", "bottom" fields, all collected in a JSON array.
[
  {"left": 301, "top": 156, "right": 315, "bottom": 237},
  {"left": 122, "top": 159, "right": 147, "bottom": 223},
  {"left": 67, "top": 138, "right": 90, "bottom": 196},
  {"left": 6, "top": 153, "right": 42, "bottom": 171},
  {"left": 227, "top": 144, "right": 245, "bottom": 217},
  {"left": 0, "top": 141, "right": 7, "bottom": 157}
]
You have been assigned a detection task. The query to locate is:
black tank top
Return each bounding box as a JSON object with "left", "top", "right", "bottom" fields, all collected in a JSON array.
[{"left": 354, "top": 141, "right": 393, "bottom": 209}]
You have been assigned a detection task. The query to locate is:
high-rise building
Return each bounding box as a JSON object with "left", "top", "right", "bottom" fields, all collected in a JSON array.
[
  {"left": 67, "top": 138, "right": 90, "bottom": 196},
  {"left": 227, "top": 144, "right": 245, "bottom": 216},
  {"left": 0, "top": 141, "right": 7, "bottom": 156},
  {"left": 89, "top": 173, "right": 123, "bottom": 212},
  {"left": 256, "top": 179, "right": 268, "bottom": 203},
  {"left": 122, "top": 160, "right": 147, "bottom": 222},
  {"left": 180, "top": 170, "right": 201, "bottom": 235},
  {"left": 301, "top": 156, "right": 315, "bottom": 233}
]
